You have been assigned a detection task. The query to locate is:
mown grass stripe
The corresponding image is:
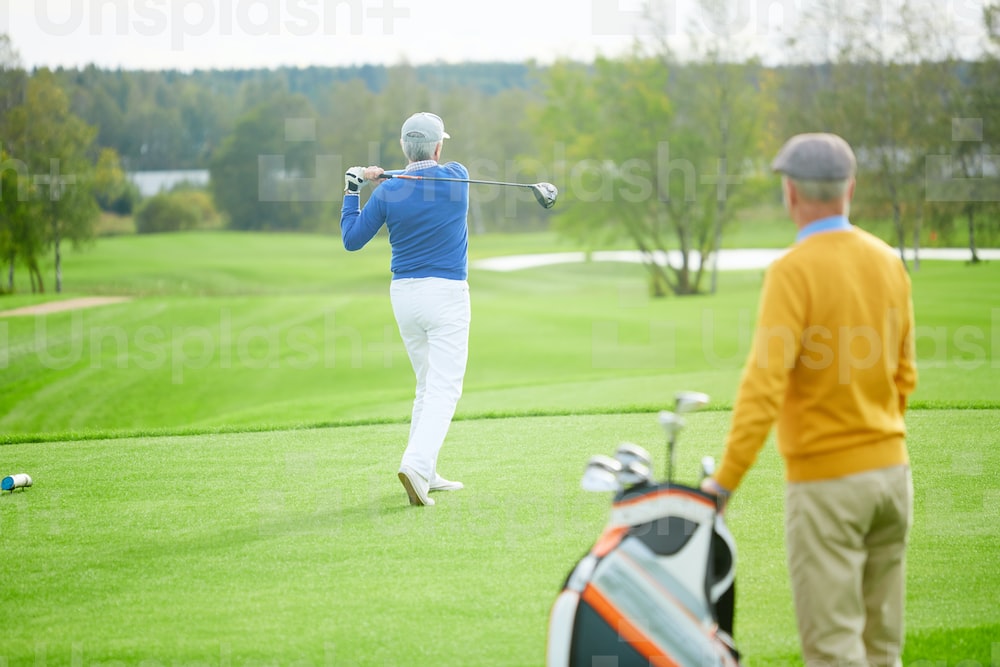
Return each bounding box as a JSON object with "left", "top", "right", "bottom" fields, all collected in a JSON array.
[{"left": 3, "top": 401, "right": 996, "bottom": 446}]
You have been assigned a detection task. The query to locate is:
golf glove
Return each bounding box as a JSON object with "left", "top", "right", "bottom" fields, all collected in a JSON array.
[{"left": 344, "top": 166, "right": 365, "bottom": 193}]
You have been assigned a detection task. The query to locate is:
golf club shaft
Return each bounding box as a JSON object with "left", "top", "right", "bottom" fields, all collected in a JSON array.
[
  {"left": 379, "top": 173, "right": 536, "bottom": 189},
  {"left": 667, "top": 438, "right": 675, "bottom": 484}
]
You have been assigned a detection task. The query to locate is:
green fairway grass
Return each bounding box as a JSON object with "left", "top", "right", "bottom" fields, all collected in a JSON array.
[
  {"left": 1, "top": 411, "right": 997, "bottom": 666},
  {"left": 2, "top": 233, "right": 997, "bottom": 440},
  {"left": 2, "top": 231, "right": 998, "bottom": 666}
]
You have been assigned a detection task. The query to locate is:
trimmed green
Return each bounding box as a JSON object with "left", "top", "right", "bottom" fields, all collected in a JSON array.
[{"left": 0, "top": 411, "right": 997, "bottom": 666}]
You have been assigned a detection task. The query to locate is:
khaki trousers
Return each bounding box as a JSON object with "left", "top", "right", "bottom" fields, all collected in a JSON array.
[{"left": 785, "top": 466, "right": 913, "bottom": 667}]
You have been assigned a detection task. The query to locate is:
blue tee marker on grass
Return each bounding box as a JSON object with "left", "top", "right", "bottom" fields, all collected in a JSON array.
[{"left": 2, "top": 473, "right": 32, "bottom": 492}]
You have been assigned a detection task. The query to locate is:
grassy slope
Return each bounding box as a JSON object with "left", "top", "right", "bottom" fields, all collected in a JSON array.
[
  {"left": 3, "top": 232, "right": 997, "bottom": 440},
  {"left": 1, "top": 230, "right": 998, "bottom": 665}
]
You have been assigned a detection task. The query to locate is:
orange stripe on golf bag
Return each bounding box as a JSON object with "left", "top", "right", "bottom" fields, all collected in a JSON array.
[
  {"left": 591, "top": 525, "right": 629, "bottom": 558},
  {"left": 613, "top": 486, "right": 715, "bottom": 511},
  {"left": 581, "top": 583, "right": 682, "bottom": 667}
]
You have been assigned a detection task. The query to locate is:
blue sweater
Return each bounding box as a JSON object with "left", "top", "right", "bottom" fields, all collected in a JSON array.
[{"left": 340, "top": 161, "right": 470, "bottom": 280}]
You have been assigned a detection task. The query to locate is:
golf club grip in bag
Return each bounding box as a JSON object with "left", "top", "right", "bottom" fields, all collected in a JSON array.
[{"left": 547, "top": 483, "right": 741, "bottom": 667}]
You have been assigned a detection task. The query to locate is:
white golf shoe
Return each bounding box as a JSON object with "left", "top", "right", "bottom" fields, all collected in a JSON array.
[
  {"left": 430, "top": 474, "right": 464, "bottom": 492},
  {"left": 398, "top": 466, "right": 434, "bottom": 506}
]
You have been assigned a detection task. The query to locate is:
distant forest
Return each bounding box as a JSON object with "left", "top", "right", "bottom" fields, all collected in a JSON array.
[{"left": 50, "top": 62, "right": 541, "bottom": 171}]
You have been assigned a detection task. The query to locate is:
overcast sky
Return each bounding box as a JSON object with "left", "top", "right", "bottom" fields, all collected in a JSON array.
[{"left": 1, "top": 0, "right": 990, "bottom": 71}]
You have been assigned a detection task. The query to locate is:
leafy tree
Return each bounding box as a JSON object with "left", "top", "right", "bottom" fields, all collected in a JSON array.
[
  {"left": 775, "top": 0, "right": 999, "bottom": 267},
  {"left": 659, "top": 0, "right": 769, "bottom": 293},
  {"left": 442, "top": 84, "right": 548, "bottom": 233},
  {"left": 367, "top": 64, "right": 433, "bottom": 168},
  {"left": 93, "top": 148, "right": 140, "bottom": 215},
  {"left": 535, "top": 56, "right": 675, "bottom": 294},
  {"left": 0, "top": 35, "right": 26, "bottom": 131},
  {"left": 6, "top": 69, "right": 99, "bottom": 292},
  {"left": 916, "top": 60, "right": 990, "bottom": 263},
  {"left": 780, "top": 3, "right": 922, "bottom": 267},
  {"left": 961, "top": 9, "right": 1000, "bottom": 256},
  {"left": 177, "top": 80, "right": 231, "bottom": 167},
  {"left": 320, "top": 78, "right": 380, "bottom": 181},
  {"left": 0, "top": 147, "right": 44, "bottom": 292},
  {"left": 987, "top": 2, "right": 1000, "bottom": 48},
  {"left": 535, "top": 45, "right": 762, "bottom": 296},
  {"left": 0, "top": 36, "right": 35, "bottom": 292},
  {"left": 62, "top": 65, "right": 127, "bottom": 160},
  {"left": 210, "top": 93, "right": 329, "bottom": 231}
]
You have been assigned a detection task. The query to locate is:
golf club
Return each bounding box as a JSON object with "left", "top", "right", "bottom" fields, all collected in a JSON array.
[
  {"left": 618, "top": 460, "right": 652, "bottom": 488},
  {"left": 701, "top": 456, "right": 716, "bottom": 480},
  {"left": 658, "top": 411, "right": 685, "bottom": 483},
  {"left": 581, "top": 455, "right": 623, "bottom": 493},
  {"left": 614, "top": 443, "right": 653, "bottom": 488},
  {"left": 660, "top": 391, "right": 711, "bottom": 483},
  {"left": 378, "top": 173, "right": 558, "bottom": 209},
  {"left": 614, "top": 442, "right": 651, "bottom": 469},
  {"left": 675, "top": 391, "right": 710, "bottom": 415}
]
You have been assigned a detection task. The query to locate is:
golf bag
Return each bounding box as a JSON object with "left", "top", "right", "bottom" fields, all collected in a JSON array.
[{"left": 546, "top": 481, "right": 741, "bottom": 667}]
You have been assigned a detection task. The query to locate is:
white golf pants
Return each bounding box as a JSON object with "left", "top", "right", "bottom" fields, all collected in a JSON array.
[{"left": 390, "top": 277, "right": 471, "bottom": 482}]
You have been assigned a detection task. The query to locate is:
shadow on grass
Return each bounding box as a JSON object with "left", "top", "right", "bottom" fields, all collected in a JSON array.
[
  {"left": 253, "top": 490, "right": 418, "bottom": 538},
  {"left": 733, "top": 624, "right": 999, "bottom": 666},
  {"left": 903, "top": 624, "right": 1000, "bottom": 666}
]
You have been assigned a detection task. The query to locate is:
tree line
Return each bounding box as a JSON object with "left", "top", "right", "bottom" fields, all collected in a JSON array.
[
  {"left": 1, "top": 0, "right": 998, "bottom": 296},
  {"left": 51, "top": 61, "right": 536, "bottom": 172}
]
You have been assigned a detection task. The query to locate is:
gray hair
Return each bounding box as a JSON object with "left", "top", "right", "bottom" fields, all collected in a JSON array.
[
  {"left": 401, "top": 139, "right": 438, "bottom": 163},
  {"left": 788, "top": 177, "right": 851, "bottom": 202}
]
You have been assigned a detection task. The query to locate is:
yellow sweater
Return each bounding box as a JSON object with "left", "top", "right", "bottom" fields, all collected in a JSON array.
[{"left": 715, "top": 224, "right": 918, "bottom": 491}]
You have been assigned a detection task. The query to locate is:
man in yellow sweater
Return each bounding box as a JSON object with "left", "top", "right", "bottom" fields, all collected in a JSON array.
[{"left": 701, "top": 133, "right": 918, "bottom": 667}]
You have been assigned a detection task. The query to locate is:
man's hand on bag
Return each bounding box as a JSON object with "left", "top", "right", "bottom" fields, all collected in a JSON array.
[{"left": 700, "top": 477, "right": 732, "bottom": 513}]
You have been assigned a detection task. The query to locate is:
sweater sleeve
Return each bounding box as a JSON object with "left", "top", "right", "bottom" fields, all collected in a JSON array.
[
  {"left": 714, "top": 261, "right": 805, "bottom": 492},
  {"left": 895, "top": 274, "right": 918, "bottom": 415},
  {"left": 340, "top": 193, "right": 385, "bottom": 251}
]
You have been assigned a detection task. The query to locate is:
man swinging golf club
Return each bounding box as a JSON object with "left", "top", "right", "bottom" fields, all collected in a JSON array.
[{"left": 341, "top": 112, "right": 469, "bottom": 507}]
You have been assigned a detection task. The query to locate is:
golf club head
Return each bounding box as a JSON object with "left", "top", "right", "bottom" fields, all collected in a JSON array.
[
  {"left": 532, "top": 182, "right": 558, "bottom": 209},
  {"left": 618, "top": 460, "right": 652, "bottom": 487},
  {"left": 675, "top": 391, "right": 710, "bottom": 414},
  {"left": 581, "top": 455, "right": 623, "bottom": 492},
  {"left": 701, "top": 456, "right": 716, "bottom": 480},
  {"left": 614, "top": 442, "right": 652, "bottom": 469},
  {"left": 657, "top": 411, "right": 685, "bottom": 438}
]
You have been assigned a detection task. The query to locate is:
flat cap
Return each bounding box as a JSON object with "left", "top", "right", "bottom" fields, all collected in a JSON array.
[{"left": 771, "top": 133, "right": 857, "bottom": 180}]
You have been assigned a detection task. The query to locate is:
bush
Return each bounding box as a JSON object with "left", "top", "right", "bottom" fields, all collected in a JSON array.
[
  {"left": 134, "top": 190, "right": 220, "bottom": 234},
  {"left": 176, "top": 189, "right": 222, "bottom": 228},
  {"left": 96, "top": 181, "right": 141, "bottom": 216}
]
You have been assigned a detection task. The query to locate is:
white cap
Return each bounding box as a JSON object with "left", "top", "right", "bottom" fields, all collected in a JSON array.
[{"left": 400, "top": 112, "right": 450, "bottom": 143}]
